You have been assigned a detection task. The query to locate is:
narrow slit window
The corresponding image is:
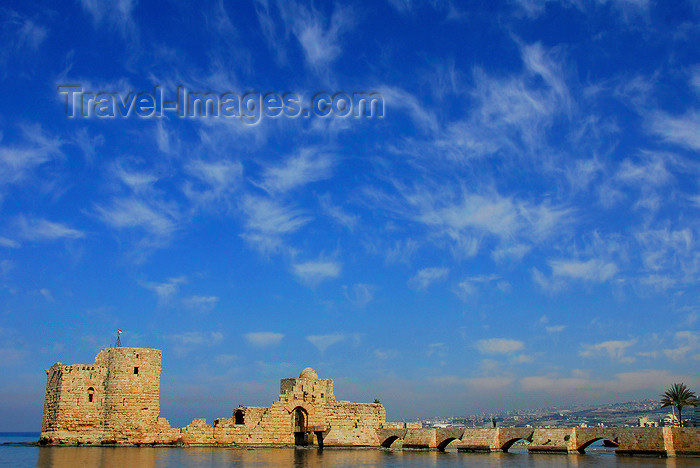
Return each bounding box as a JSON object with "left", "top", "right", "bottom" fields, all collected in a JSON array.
[
  {"left": 88, "top": 387, "right": 95, "bottom": 403},
  {"left": 134, "top": 367, "right": 139, "bottom": 375}
]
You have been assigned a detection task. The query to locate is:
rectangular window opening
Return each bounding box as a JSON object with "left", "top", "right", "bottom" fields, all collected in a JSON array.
[{"left": 134, "top": 367, "right": 139, "bottom": 375}]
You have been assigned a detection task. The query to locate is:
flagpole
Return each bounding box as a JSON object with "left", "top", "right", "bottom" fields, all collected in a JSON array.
[{"left": 116, "top": 329, "right": 122, "bottom": 347}]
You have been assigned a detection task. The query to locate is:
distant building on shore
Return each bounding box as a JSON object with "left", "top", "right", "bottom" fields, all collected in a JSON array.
[
  {"left": 638, "top": 416, "right": 659, "bottom": 427},
  {"left": 691, "top": 407, "right": 700, "bottom": 428}
]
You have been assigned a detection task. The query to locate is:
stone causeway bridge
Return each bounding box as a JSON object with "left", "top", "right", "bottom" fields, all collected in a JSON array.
[{"left": 375, "top": 426, "right": 700, "bottom": 456}]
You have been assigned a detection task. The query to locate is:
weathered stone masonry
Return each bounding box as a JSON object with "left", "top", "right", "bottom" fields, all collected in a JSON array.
[
  {"left": 41, "top": 347, "right": 700, "bottom": 455},
  {"left": 41, "top": 348, "right": 385, "bottom": 447},
  {"left": 41, "top": 347, "right": 162, "bottom": 444}
]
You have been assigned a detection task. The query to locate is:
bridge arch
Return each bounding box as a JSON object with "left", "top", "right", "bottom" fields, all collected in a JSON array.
[
  {"left": 501, "top": 437, "right": 531, "bottom": 452},
  {"left": 381, "top": 435, "right": 401, "bottom": 448},
  {"left": 576, "top": 437, "right": 619, "bottom": 454},
  {"left": 437, "top": 437, "right": 459, "bottom": 451}
]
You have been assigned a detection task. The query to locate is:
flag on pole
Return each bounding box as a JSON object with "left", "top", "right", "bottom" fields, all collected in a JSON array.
[{"left": 117, "top": 329, "right": 122, "bottom": 335}]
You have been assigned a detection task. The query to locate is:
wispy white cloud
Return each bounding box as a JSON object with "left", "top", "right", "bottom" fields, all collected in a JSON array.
[
  {"left": 649, "top": 110, "right": 700, "bottom": 151},
  {"left": 0, "top": 124, "right": 62, "bottom": 191},
  {"left": 39, "top": 288, "right": 54, "bottom": 302},
  {"left": 519, "top": 368, "right": 700, "bottom": 396},
  {"left": 615, "top": 152, "right": 673, "bottom": 187},
  {"left": 240, "top": 194, "right": 311, "bottom": 253},
  {"left": 432, "top": 375, "right": 515, "bottom": 391},
  {"left": 374, "top": 348, "right": 399, "bottom": 360},
  {"left": 245, "top": 331, "right": 284, "bottom": 347},
  {"left": 520, "top": 42, "right": 571, "bottom": 110},
  {"left": 71, "top": 128, "right": 104, "bottom": 163},
  {"left": 383, "top": 0, "right": 465, "bottom": 20},
  {"left": 492, "top": 243, "right": 532, "bottom": 262},
  {"left": 307, "top": 333, "right": 345, "bottom": 353},
  {"left": 254, "top": 0, "right": 286, "bottom": 64},
  {"left": 319, "top": 193, "right": 358, "bottom": 231},
  {"left": 580, "top": 339, "right": 636, "bottom": 363},
  {"left": 111, "top": 161, "right": 159, "bottom": 194},
  {"left": 0, "top": 11, "right": 48, "bottom": 65},
  {"left": 384, "top": 238, "right": 419, "bottom": 265},
  {"left": 257, "top": 148, "right": 334, "bottom": 194},
  {"left": 453, "top": 274, "right": 500, "bottom": 300},
  {"left": 10, "top": 16, "right": 47, "bottom": 51},
  {"left": 376, "top": 86, "right": 439, "bottom": 134},
  {"left": 95, "top": 197, "right": 179, "bottom": 240},
  {"left": 384, "top": 183, "right": 570, "bottom": 260},
  {"left": 453, "top": 279, "right": 477, "bottom": 300},
  {"left": 635, "top": 227, "right": 696, "bottom": 281},
  {"left": 532, "top": 257, "right": 619, "bottom": 293},
  {"left": 182, "top": 295, "right": 219, "bottom": 314},
  {"left": 344, "top": 283, "right": 376, "bottom": 308},
  {"left": 385, "top": 0, "right": 415, "bottom": 13},
  {"left": 241, "top": 195, "right": 310, "bottom": 235},
  {"left": 77, "top": 0, "right": 137, "bottom": 39},
  {"left": 0, "top": 260, "right": 14, "bottom": 276},
  {"left": 281, "top": 2, "right": 354, "bottom": 70},
  {"left": 511, "top": 0, "right": 650, "bottom": 22},
  {"left": 408, "top": 267, "right": 449, "bottom": 291},
  {"left": 141, "top": 276, "right": 187, "bottom": 303},
  {"left": 184, "top": 158, "right": 243, "bottom": 208},
  {"left": 549, "top": 258, "right": 619, "bottom": 282},
  {"left": 162, "top": 331, "right": 224, "bottom": 354},
  {"left": 208, "top": 0, "right": 237, "bottom": 37},
  {"left": 0, "top": 237, "right": 20, "bottom": 248},
  {"left": 476, "top": 338, "right": 525, "bottom": 354},
  {"left": 662, "top": 331, "right": 699, "bottom": 361},
  {"left": 292, "top": 259, "right": 341, "bottom": 286},
  {"left": 14, "top": 215, "right": 84, "bottom": 241}
]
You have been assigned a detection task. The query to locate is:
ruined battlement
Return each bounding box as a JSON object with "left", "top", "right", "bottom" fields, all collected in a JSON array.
[{"left": 40, "top": 347, "right": 385, "bottom": 447}]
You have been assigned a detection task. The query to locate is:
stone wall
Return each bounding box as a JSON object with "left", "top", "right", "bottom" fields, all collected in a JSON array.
[
  {"left": 664, "top": 427, "right": 700, "bottom": 456},
  {"left": 41, "top": 347, "right": 162, "bottom": 444},
  {"left": 41, "top": 351, "right": 386, "bottom": 447}
]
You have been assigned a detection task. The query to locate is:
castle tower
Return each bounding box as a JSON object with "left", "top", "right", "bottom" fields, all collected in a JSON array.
[
  {"left": 279, "top": 367, "right": 335, "bottom": 402},
  {"left": 41, "top": 347, "right": 161, "bottom": 444}
]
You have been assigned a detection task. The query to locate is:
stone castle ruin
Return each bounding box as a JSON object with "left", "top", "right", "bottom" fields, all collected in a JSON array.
[
  {"left": 41, "top": 347, "right": 700, "bottom": 455},
  {"left": 41, "top": 347, "right": 385, "bottom": 446}
]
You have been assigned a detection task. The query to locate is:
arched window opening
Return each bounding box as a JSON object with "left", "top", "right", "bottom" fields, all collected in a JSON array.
[
  {"left": 87, "top": 387, "right": 95, "bottom": 403},
  {"left": 234, "top": 409, "right": 245, "bottom": 425}
]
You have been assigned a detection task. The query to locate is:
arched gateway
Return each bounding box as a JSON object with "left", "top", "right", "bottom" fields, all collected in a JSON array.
[{"left": 293, "top": 406, "right": 309, "bottom": 445}]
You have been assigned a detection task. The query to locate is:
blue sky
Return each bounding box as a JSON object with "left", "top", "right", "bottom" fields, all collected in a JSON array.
[{"left": 1, "top": 0, "right": 700, "bottom": 431}]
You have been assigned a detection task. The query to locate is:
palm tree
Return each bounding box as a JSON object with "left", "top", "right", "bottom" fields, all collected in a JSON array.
[{"left": 660, "top": 383, "right": 699, "bottom": 427}]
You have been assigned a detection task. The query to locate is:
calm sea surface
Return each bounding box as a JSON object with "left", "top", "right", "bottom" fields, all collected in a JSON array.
[{"left": 1, "top": 433, "right": 698, "bottom": 468}]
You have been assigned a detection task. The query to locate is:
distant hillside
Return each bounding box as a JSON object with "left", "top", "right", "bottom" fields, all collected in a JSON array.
[{"left": 424, "top": 399, "right": 678, "bottom": 428}]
